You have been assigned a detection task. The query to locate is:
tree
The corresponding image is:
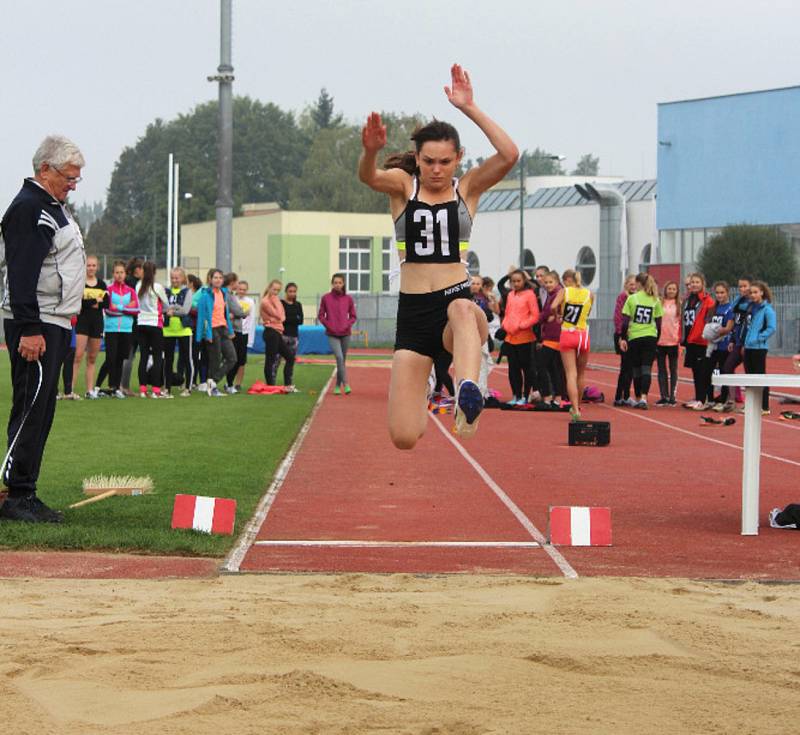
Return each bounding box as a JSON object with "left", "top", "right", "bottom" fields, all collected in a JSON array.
[
  {"left": 308, "top": 88, "right": 343, "bottom": 131},
  {"left": 505, "top": 147, "right": 566, "bottom": 180},
  {"left": 88, "top": 97, "right": 308, "bottom": 261},
  {"left": 571, "top": 154, "right": 599, "bottom": 176},
  {"left": 697, "top": 224, "right": 798, "bottom": 286},
  {"left": 289, "top": 112, "right": 424, "bottom": 213}
]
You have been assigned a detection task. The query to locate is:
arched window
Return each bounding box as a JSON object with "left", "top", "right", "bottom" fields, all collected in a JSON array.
[
  {"left": 639, "top": 243, "right": 652, "bottom": 272},
  {"left": 576, "top": 246, "right": 596, "bottom": 286},
  {"left": 466, "top": 251, "right": 480, "bottom": 276},
  {"left": 521, "top": 248, "right": 535, "bottom": 278}
]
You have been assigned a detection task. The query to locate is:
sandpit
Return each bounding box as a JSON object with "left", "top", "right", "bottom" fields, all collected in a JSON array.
[{"left": 0, "top": 574, "right": 796, "bottom": 734}]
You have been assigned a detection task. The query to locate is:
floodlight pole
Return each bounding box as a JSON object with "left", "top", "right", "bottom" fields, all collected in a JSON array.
[
  {"left": 518, "top": 150, "right": 526, "bottom": 267},
  {"left": 166, "top": 153, "right": 174, "bottom": 271},
  {"left": 209, "top": 0, "right": 234, "bottom": 273}
]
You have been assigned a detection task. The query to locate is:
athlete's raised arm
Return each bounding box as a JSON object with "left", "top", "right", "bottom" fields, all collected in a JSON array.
[
  {"left": 447, "top": 64, "right": 518, "bottom": 207},
  {"left": 358, "top": 112, "right": 409, "bottom": 198}
]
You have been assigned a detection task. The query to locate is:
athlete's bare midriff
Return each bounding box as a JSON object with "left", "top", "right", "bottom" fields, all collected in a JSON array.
[{"left": 398, "top": 261, "right": 469, "bottom": 294}]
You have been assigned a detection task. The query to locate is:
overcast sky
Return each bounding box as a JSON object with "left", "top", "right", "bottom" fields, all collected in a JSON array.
[{"left": 2, "top": 0, "right": 799, "bottom": 211}]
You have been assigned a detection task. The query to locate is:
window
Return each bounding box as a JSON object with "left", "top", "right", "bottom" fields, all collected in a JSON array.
[
  {"left": 576, "top": 246, "right": 596, "bottom": 286},
  {"left": 381, "top": 237, "right": 391, "bottom": 292},
  {"left": 639, "top": 243, "right": 652, "bottom": 272},
  {"left": 339, "top": 236, "right": 371, "bottom": 293},
  {"left": 466, "top": 251, "right": 480, "bottom": 276},
  {"left": 521, "top": 248, "right": 535, "bottom": 277}
]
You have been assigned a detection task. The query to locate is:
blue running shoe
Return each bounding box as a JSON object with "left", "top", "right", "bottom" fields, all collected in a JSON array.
[{"left": 454, "top": 379, "right": 484, "bottom": 438}]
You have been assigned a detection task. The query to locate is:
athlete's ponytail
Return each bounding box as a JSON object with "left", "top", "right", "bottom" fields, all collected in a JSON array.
[
  {"left": 635, "top": 272, "right": 658, "bottom": 298},
  {"left": 562, "top": 269, "right": 581, "bottom": 287},
  {"left": 383, "top": 151, "right": 417, "bottom": 175}
]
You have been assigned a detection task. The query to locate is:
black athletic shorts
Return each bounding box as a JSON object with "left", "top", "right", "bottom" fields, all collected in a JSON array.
[
  {"left": 75, "top": 309, "right": 104, "bottom": 339},
  {"left": 394, "top": 279, "right": 471, "bottom": 358}
]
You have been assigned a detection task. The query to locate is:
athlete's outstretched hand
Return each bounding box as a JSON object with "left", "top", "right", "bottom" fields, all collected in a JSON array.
[
  {"left": 444, "top": 64, "right": 474, "bottom": 110},
  {"left": 362, "top": 112, "right": 387, "bottom": 153}
]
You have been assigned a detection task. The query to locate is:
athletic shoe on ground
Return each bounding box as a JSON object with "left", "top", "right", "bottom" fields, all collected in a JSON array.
[
  {"left": 454, "top": 379, "right": 484, "bottom": 438},
  {"left": 56, "top": 393, "right": 64, "bottom": 400},
  {"left": 209, "top": 387, "right": 225, "bottom": 397},
  {"left": 0, "top": 494, "right": 63, "bottom": 524},
  {"left": 613, "top": 399, "right": 626, "bottom": 407},
  {"left": 206, "top": 379, "right": 216, "bottom": 397},
  {"left": 285, "top": 385, "right": 299, "bottom": 393},
  {"left": 721, "top": 401, "right": 735, "bottom": 413},
  {"left": 344, "top": 385, "right": 352, "bottom": 394},
  {"left": 66, "top": 392, "right": 82, "bottom": 401},
  {"left": 225, "top": 385, "right": 237, "bottom": 394},
  {"left": 762, "top": 409, "right": 770, "bottom": 416},
  {"left": 196, "top": 382, "right": 207, "bottom": 393},
  {"left": 668, "top": 397, "right": 677, "bottom": 406},
  {"left": 711, "top": 401, "right": 725, "bottom": 412},
  {"left": 702, "top": 401, "right": 715, "bottom": 410},
  {"left": 768, "top": 508, "right": 783, "bottom": 528},
  {"left": 550, "top": 401, "right": 562, "bottom": 410},
  {"left": 635, "top": 399, "right": 648, "bottom": 410},
  {"left": 333, "top": 385, "right": 341, "bottom": 395},
  {"left": 683, "top": 400, "right": 703, "bottom": 410},
  {"left": 179, "top": 389, "right": 192, "bottom": 397},
  {"left": 654, "top": 398, "right": 670, "bottom": 407},
  {"left": 113, "top": 389, "right": 127, "bottom": 399},
  {"left": 624, "top": 398, "right": 637, "bottom": 407},
  {"left": 85, "top": 389, "right": 100, "bottom": 400},
  {"left": 139, "top": 391, "right": 148, "bottom": 399}
]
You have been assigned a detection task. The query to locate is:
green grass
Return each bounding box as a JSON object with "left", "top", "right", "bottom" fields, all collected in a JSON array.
[{"left": 0, "top": 356, "right": 331, "bottom": 557}]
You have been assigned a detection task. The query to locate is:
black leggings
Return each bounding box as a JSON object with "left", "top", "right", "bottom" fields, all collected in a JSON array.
[
  {"left": 708, "top": 350, "right": 728, "bottom": 401},
  {"left": 656, "top": 345, "right": 678, "bottom": 400},
  {"left": 136, "top": 325, "right": 164, "bottom": 389},
  {"left": 433, "top": 351, "right": 455, "bottom": 396},
  {"left": 164, "top": 335, "right": 194, "bottom": 390},
  {"left": 105, "top": 332, "right": 132, "bottom": 390},
  {"left": 62, "top": 346, "right": 75, "bottom": 394},
  {"left": 263, "top": 327, "right": 293, "bottom": 385},
  {"left": 684, "top": 343, "right": 712, "bottom": 403},
  {"left": 507, "top": 342, "right": 533, "bottom": 400},
  {"left": 743, "top": 348, "right": 770, "bottom": 410},
  {"left": 628, "top": 336, "right": 658, "bottom": 398},
  {"left": 719, "top": 346, "right": 744, "bottom": 403},
  {"left": 614, "top": 333, "right": 633, "bottom": 401},
  {"left": 538, "top": 345, "right": 564, "bottom": 399}
]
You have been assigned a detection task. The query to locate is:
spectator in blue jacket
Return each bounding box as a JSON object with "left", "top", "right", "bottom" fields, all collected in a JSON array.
[{"left": 742, "top": 280, "right": 777, "bottom": 414}]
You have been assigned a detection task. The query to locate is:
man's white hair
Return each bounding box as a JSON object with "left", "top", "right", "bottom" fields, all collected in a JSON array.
[{"left": 32, "top": 135, "right": 85, "bottom": 173}]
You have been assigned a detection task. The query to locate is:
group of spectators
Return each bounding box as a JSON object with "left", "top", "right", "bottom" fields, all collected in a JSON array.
[
  {"left": 61, "top": 260, "right": 360, "bottom": 400},
  {"left": 613, "top": 271, "right": 777, "bottom": 414},
  {"left": 431, "top": 265, "right": 779, "bottom": 418}
]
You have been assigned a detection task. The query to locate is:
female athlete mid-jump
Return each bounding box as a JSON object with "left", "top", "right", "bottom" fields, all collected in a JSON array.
[{"left": 359, "top": 64, "right": 518, "bottom": 448}]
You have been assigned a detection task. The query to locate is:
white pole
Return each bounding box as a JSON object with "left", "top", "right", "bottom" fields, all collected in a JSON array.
[
  {"left": 166, "top": 153, "right": 174, "bottom": 273},
  {"left": 741, "top": 386, "right": 763, "bottom": 535},
  {"left": 173, "top": 162, "right": 180, "bottom": 271}
]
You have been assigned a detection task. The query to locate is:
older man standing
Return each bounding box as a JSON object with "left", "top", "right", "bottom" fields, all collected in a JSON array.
[{"left": 0, "top": 135, "right": 86, "bottom": 523}]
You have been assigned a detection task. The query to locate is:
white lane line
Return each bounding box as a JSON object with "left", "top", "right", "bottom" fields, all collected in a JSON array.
[
  {"left": 222, "top": 370, "right": 335, "bottom": 573},
  {"left": 430, "top": 414, "right": 578, "bottom": 579},
  {"left": 253, "top": 540, "right": 540, "bottom": 548},
  {"left": 765, "top": 418, "right": 800, "bottom": 432},
  {"left": 586, "top": 375, "right": 800, "bottom": 468}
]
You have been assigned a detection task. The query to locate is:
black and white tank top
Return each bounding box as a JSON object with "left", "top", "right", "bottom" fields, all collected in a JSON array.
[{"left": 393, "top": 177, "right": 472, "bottom": 264}]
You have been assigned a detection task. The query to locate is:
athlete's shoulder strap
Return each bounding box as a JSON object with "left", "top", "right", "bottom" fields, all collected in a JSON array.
[{"left": 410, "top": 175, "right": 419, "bottom": 201}]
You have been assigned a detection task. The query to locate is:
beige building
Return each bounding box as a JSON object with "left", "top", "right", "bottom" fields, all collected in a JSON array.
[{"left": 180, "top": 203, "right": 394, "bottom": 298}]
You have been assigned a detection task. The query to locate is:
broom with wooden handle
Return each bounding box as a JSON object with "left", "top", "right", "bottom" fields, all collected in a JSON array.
[{"left": 68, "top": 475, "right": 154, "bottom": 509}]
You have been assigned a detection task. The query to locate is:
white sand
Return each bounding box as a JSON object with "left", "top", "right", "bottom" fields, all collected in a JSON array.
[{"left": 1, "top": 574, "right": 797, "bottom": 734}]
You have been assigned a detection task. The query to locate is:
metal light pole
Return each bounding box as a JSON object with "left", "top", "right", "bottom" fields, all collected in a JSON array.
[
  {"left": 208, "top": 0, "right": 234, "bottom": 273},
  {"left": 518, "top": 152, "right": 565, "bottom": 269}
]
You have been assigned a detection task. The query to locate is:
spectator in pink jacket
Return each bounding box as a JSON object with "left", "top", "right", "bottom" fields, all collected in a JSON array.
[
  {"left": 317, "top": 273, "right": 357, "bottom": 395},
  {"left": 260, "top": 279, "right": 294, "bottom": 385},
  {"left": 500, "top": 269, "right": 540, "bottom": 405}
]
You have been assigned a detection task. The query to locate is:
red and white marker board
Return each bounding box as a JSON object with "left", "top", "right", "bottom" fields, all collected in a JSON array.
[
  {"left": 171, "top": 494, "right": 237, "bottom": 535},
  {"left": 548, "top": 506, "right": 612, "bottom": 546}
]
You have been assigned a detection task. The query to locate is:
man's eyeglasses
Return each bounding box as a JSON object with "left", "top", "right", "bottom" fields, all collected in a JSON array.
[{"left": 50, "top": 165, "right": 82, "bottom": 184}]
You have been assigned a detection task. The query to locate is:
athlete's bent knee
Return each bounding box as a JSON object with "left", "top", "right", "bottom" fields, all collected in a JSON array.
[
  {"left": 447, "top": 298, "right": 473, "bottom": 322},
  {"left": 390, "top": 429, "right": 419, "bottom": 451}
]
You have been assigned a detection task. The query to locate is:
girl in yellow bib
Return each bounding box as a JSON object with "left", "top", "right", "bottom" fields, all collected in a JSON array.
[{"left": 552, "top": 269, "right": 593, "bottom": 421}]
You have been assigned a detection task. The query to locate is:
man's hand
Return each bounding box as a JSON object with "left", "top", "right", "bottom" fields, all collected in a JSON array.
[{"left": 18, "top": 335, "right": 46, "bottom": 362}]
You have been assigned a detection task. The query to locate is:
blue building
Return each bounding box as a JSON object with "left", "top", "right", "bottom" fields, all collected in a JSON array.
[{"left": 657, "top": 85, "right": 800, "bottom": 270}]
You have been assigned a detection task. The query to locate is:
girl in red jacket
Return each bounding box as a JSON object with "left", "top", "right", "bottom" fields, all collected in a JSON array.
[
  {"left": 501, "top": 269, "right": 540, "bottom": 404},
  {"left": 681, "top": 272, "right": 715, "bottom": 410}
]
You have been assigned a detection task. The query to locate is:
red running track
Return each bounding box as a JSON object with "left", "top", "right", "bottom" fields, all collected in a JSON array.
[{"left": 240, "top": 359, "right": 800, "bottom": 579}]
